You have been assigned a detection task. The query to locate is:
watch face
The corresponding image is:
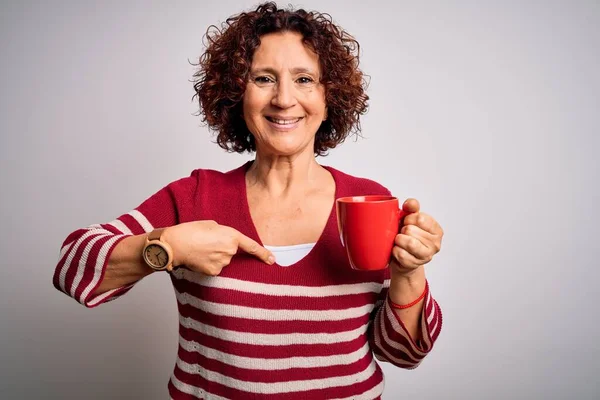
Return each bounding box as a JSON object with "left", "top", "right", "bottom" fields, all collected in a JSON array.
[{"left": 144, "top": 244, "right": 168, "bottom": 268}]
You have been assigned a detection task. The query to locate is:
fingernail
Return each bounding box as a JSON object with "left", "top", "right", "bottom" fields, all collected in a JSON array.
[{"left": 268, "top": 256, "right": 275, "bottom": 264}]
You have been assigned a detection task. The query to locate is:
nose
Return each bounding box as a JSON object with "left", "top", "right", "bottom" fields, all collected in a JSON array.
[{"left": 271, "top": 79, "right": 297, "bottom": 109}]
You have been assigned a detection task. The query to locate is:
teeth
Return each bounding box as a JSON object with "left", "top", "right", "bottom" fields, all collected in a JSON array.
[{"left": 270, "top": 118, "right": 300, "bottom": 125}]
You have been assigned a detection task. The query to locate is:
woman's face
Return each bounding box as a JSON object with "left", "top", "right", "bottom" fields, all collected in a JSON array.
[{"left": 243, "top": 31, "right": 327, "bottom": 157}]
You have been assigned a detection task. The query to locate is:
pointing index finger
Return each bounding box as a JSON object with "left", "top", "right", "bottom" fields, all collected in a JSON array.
[{"left": 237, "top": 232, "right": 276, "bottom": 265}]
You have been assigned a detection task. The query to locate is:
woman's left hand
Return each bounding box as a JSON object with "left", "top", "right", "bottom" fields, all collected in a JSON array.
[{"left": 391, "top": 198, "right": 444, "bottom": 276}]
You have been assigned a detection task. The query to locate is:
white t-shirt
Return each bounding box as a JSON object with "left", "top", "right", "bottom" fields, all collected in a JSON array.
[{"left": 264, "top": 243, "right": 316, "bottom": 267}]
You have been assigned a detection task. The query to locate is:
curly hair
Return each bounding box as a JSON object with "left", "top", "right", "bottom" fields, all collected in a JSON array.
[{"left": 192, "top": 2, "right": 369, "bottom": 156}]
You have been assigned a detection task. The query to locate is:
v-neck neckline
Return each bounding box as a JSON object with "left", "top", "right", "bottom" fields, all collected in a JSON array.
[{"left": 238, "top": 161, "right": 340, "bottom": 268}]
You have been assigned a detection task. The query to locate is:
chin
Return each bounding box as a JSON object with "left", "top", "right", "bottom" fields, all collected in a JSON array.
[
  {"left": 267, "top": 147, "right": 306, "bottom": 157},
  {"left": 261, "top": 137, "right": 314, "bottom": 157}
]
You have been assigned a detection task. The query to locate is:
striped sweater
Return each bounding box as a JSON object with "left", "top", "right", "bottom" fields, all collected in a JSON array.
[{"left": 53, "top": 162, "right": 443, "bottom": 399}]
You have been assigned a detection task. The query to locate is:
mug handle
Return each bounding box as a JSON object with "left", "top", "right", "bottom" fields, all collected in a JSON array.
[{"left": 397, "top": 208, "right": 408, "bottom": 231}]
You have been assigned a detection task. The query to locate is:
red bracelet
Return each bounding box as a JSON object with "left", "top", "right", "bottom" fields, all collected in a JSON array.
[{"left": 390, "top": 285, "right": 427, "bottom": 310}]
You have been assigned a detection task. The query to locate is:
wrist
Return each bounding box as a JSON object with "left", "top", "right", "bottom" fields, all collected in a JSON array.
[
  {"left": 161, "top": 226, "right": 180, "bottom": 266},
  {"left": 389, "top": 284, "right": 427, "bottom": 310},
  {"left": 391, "top": 264, "right": 425, "bottom": 285},
  {"left": 388, "top": 266, "right": 426, "bottom": 305}
]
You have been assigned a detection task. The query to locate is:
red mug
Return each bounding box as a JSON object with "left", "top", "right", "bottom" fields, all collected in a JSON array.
[{"left": 336, "top": 195, "right": 406, "bottom": 271}]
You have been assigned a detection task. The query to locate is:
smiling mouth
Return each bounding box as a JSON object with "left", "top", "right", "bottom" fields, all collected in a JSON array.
[{"left": 265, "top": 117, "right": 303, "bottom": 125}]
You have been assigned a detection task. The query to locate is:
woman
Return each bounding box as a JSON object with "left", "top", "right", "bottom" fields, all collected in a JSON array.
[{"left": 53, "top": 2, "right": 444, "bottom": 399}]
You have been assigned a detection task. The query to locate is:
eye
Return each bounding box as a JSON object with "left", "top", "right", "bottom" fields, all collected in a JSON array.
[
  {"left": 296, "top": 76, "right": 314, "bottom": 84},
  {"left": 253, "top": 76, "right": 275, "bottom": 84}
]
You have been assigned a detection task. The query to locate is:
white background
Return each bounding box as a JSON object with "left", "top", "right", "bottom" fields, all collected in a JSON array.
[{"left": 1, "top": 1, "right": 598, "bottom": 399}]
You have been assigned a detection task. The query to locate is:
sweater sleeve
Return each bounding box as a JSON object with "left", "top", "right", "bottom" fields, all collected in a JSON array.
[
  {"left": 349, "top": 179, "right": 443, "bottom": 368},
  {"left": 52, "top": 172, "right": 198, "bottom": 308},
  {"left": 369, "top": 277, "right": 443, "bottom": 369}
]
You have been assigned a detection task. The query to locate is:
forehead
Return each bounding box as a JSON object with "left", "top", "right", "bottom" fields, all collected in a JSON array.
[{"left": 251, "top": 31, "right": 320, "bottom": 70}]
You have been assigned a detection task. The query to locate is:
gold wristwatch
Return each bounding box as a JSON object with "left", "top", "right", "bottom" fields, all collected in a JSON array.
[{"left": 142, "top": 228, "right": 174, "bottom": 271}]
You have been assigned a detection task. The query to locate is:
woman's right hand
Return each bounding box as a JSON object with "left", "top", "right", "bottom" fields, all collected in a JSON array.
[{"left": 163, "top": 220, "right": 275, "bottom": 276}]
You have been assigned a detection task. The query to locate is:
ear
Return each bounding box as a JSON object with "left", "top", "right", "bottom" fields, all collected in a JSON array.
[{"left": 323, "top": 106, "right": 328, "bottom": 121}]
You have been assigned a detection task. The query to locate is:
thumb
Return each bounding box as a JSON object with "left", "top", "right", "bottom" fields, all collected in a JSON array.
[
  {"left": 402, "top": 198, "right": 420, "bottom": 214},
  {"left": 237, "top": 232, "right": 276, "bottom": 265}
]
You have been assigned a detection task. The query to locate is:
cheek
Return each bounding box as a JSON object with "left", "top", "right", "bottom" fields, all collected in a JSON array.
[
  {"left": 305, "top": 91, "right": 326, "bottom": 117},
  {"left": 242, "top": 100, "right": 263, "bottom": 129},
  {"left": 242, "top": 95, "right": 256, "bottom": 115},
  {"left": 308, "top": 104, "right": 327, "bottom": 119},
  {"left": 243, "top": 86, "right": 270, "bottom": 111}
]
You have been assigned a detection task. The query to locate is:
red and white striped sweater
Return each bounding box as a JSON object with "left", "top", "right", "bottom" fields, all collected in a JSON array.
[{"left": 53, "top": 162, "right": 443, "bottom": 399}]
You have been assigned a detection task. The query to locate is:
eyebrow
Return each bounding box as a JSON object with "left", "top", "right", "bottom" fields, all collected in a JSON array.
[{"left": 251, "top": 67, "right": 319, "bottom": 76}]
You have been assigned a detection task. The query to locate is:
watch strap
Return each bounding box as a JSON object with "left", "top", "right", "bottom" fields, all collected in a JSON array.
[{"left": 148, "top": 228, "right": 166, "bottom": 241}]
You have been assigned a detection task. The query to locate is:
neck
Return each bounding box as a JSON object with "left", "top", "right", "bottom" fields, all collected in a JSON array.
[{"left": 246, "top": 150, "right": 323, "bottom": 197}]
